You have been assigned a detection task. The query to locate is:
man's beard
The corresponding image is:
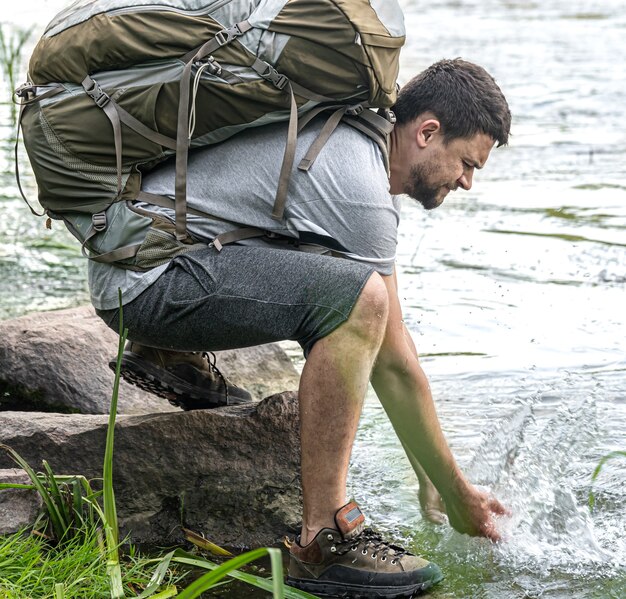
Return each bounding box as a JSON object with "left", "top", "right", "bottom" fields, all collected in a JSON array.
[{"left": 403, "top": 163, "right": 446, "bottom": 210}]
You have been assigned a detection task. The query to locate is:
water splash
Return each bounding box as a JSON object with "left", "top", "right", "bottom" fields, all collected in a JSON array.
[{"left": 459, "top": 396, "right": 624, "bottom": 591}]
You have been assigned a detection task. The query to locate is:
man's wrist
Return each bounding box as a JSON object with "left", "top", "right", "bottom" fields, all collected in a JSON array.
[{"left": 437, "top": 465, "right": 471, "bottom": 501}]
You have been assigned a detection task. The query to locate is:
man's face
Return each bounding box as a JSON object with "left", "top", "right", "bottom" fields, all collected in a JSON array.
[{"left": 404, "top": 132, "right": 496, "bottom": 210}]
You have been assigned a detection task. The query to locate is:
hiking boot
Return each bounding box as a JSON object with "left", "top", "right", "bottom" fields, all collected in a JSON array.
[
  {"left": 286, "top": 501, "right": 443, "bottom": 598},
  {"left": 109, "top": 342, "right": 253, "bottom": 409}
]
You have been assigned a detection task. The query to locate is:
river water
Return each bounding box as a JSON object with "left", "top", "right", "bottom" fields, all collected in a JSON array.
[{"left": 1, "top": 1, "right": 625, "bottom": 598}]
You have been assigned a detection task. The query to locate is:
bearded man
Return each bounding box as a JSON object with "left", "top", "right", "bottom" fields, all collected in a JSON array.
[{"left": 93, "top": 58, "right": 512, "bottom": 598}]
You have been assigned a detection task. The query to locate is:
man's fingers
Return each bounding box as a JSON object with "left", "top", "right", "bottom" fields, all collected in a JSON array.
[
  {"left": 422, "top": 507, "right": 447, "bottom": 525},
  {"left": 488, "top": 497, "right": 510, "bottom": 516},
  {"left": 484, "top": 523, "right": 501, "bottom": 543},
  {"left": 482, "top": 516, "right": 502, "bottom": 543}
]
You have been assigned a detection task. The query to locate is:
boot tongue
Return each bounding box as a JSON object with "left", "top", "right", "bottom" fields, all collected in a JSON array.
[{"left": 334, "top": 501, "right": 365, "bottom": 540}]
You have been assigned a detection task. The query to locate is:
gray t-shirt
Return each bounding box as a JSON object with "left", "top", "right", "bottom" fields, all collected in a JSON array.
[{"left": 88, "top": 120, "right": 400, "bottom": 310}]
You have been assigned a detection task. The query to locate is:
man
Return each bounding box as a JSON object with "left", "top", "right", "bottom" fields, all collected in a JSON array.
[{"left": 93, "top": 58, "right": 511, "bottom": 598}]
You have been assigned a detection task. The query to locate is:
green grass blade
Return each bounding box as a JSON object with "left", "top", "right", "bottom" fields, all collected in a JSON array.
[
  {"left": 171, "top": 551, "right": 319, "bottom": 599},
  {"left": 107, "top": 560, "right": 125, "bottom": 599},
  {"left": 42, "top": 460, "right": 72, "bottom": 533},
  {"left": 148, "top": 587, "right": 178, "bottom": 599},
  {"left": 0, "top": 444, "right": 66, "bottom": 540},
  {"left": 103, "top": 293, "right": 127, "bottom": 544},
  {"left": 72, "top": 479, "right": 85, "bottom": 528},
  {"left": 0, "top": 482, "right": 36, "bottom": 490},
  {"left": 101, "top": 289, "right": 129, "bottom": 598},
  {"left": 54, "top": 582, "right": 65, "bottom": 599},
  {"left": 136, "top": 550, "right": 176, "bottom": 598},
  {"left": 267, "top": 547, "right": 285, "bottom": 599},
  {"left": 175, "top": 547, "right": 269, "bottom": 599},
  {"left": 588, "top": 450, "right": 626, "bottom": 509},
  {"left": 183, "top": 528, "right": 233, "bottom": 556}
]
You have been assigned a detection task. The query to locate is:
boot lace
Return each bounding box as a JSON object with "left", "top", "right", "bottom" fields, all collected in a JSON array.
[
  {"left": 201, "top": 351, "right": 229, "bottom": 404},
  {"left": 331, "top": 528, "right": 410, "bottom": 564}
]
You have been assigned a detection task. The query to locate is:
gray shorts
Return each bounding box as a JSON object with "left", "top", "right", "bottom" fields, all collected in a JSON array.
[{"left": 96, "top": 245, "right": 374, "bottom": 356}]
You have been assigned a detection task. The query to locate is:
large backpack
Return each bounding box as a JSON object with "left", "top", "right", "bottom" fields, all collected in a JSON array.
[{"left": 16, "top": 0, "right": 404, "bottom": 269}]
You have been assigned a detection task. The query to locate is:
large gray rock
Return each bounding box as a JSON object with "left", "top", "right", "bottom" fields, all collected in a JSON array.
[
  {"left": 0, "top": 469, "right": 43, "bottom": 535},
  {"left": 0, "top": 306, "right": 300, "bottom": 414},
  {"left": 0, "top": 392, "right": 302, "bottom": 546}
]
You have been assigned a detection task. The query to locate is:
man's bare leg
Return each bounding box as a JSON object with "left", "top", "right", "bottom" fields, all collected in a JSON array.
[{"left": 297, "top": 273, "right": 389, "bottom": 546}]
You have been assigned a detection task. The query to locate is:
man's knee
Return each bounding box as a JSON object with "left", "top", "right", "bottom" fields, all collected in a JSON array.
[{"left": 345, "top": 272, "right": 389, "bottom": 344}]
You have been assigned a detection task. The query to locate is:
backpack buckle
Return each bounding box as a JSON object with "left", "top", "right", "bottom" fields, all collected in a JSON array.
[
  {"left": 259, "top": 64, "right": 288, "bottom": 90},
  {"left": 83, "top": 77, "right": 110, "bottom": 108},
  {"left": 215, "top": 22, "right": 245, "bottom": 47},
  {"left": 378, "top": 108, "right": 397, "bottom": 125},
  {"left": 92, "top": 211, "right": 107, "bottom": 232},
  {"left": 273, "top": 73, "right": 288, "bottom": 90},
  {"left": 14, "top": 82, "right": 36, "bottom": 101},
  {"left": 345, "top": 103, "right": 364, "bottom": 116}
]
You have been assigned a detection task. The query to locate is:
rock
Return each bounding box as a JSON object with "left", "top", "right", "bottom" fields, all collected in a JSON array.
[
  {"left": 0, "top": 392, "right": 302, "bottom": 547},
  {"left": 0, "top": 306, "right": 299, "bottom": 415},
  {"left": 0, "top": 469, "right": 43, "bottom": 535}
]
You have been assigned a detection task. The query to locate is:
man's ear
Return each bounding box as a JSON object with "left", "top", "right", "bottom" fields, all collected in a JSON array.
[{"left": 416, "top": 119, "right": 441, "bottom": 148}]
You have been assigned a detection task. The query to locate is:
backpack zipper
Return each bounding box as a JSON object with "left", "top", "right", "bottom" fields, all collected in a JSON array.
[
  {"left": 106, "top": 1, "right": 232, "bottom": 18},
  {"left": 47, "top": 1, "right": 233, "bottom": 35}
]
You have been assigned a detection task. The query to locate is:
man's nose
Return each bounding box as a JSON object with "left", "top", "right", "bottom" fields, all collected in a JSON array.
[{"left": 457, "top": 171, "right": 473, "bottom": 190}]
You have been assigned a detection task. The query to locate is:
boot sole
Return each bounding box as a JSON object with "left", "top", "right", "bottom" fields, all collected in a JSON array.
[
  {"left": 285, "top": 576, "right": 440, "bottom": 599},
  {"left": 109, "top": 352, "right": 252, "bottom": 409}
]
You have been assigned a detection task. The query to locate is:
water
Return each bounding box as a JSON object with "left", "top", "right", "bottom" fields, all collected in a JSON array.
[{"left": 1, "top": 1, "right": 625, "bottom": 597}]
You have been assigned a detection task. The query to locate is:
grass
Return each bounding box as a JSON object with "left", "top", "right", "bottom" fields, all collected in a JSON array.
[
  {"left": 0, "top": 290, "right": 318, "bottom": 598},
  {"left": 0, "top": 23, "right": 32, "bottom": 125},
  {"left": 588, "top": 450, "right": 626, "bottom": 510},
  {"left": 0, "top": 525, "right": 185, "bottom": 598}
]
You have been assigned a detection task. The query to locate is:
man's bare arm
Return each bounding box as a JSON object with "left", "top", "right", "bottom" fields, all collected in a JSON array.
[{"left": 370, "top": 269, "right": 507, "bottom": 540}]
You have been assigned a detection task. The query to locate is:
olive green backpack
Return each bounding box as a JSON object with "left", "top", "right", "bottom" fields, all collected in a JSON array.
[{"left": 16, "top": 0, "right": 404, "bottom": 269}]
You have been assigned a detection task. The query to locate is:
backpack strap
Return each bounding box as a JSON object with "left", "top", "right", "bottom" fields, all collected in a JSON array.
[
  {"left": 342, "top": 108, "right": 396, "bottom": 175},
  {"left": 78, "top": 211, "right": 144, "bottom": 266},
  {"left": 136, "top": 190, "right": 268, "bottom": 252},
  {"left": 13, "top": 83, "right": 65, "bottom": 217},
  {"left": 249, "top": 58, "right": 299, "bottom": 222},
  {"left": 82, "top": 75, "right": 179, "bottom": 201},
  {"left": 81, "top": 76, "right": 124, "bottom": 197},
  {"left": 175, "top": 21, "right": 252, "bottom": 241},
  {"left": 297, "top": 104, "right": 369, "bottom": 173}
]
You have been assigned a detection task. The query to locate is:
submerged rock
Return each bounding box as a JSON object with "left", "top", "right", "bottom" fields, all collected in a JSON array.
[
  {"left": 0, "top": 392, "right": 302, "bottom": 546},
  {"left": 0, "top": 306, "right": 299, "bottom": 414}
]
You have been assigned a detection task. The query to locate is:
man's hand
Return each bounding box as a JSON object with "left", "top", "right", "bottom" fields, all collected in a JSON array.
[
  {"left": 419, "top": 482, "right": 448, "bottom": 525},
  {"left": 443, "top": 482, "right": 509, "bottom": 542}
]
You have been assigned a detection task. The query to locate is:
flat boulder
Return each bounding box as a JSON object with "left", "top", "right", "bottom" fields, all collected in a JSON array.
[
  {"left": 0, "top": 392, "right": 302, "bottom": 546},
  {"left": 0, "top": 469, "right": 43, "bottom": 535},
  {"left": 0, "top": 306, "right": 300, "bottom": 414}
]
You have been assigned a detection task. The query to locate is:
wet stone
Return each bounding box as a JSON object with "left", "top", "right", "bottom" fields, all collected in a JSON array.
[
  {"left": 0, "top": 393, "right": 302, "bottom": 546},
  {"left": 0, "top": 469, "right": 43, "bottom": 535},
  {"left": 0, "top": 305, "right": 300, "bottom": 415}
]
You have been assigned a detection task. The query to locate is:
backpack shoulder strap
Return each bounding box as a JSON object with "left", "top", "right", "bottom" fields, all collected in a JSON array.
[
  {"left": 295, "top": 105, "right": 395, "bottom": 176},
  {"left": 342, "top": 108, "right": 396, "bottom": 175}
]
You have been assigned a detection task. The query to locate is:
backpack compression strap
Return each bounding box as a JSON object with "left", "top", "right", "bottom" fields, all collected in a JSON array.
[
  {"left": 14, "top": 83, "right": 65, "bottom": 217},
  {"left": 81, "top": 75, "right": 178, "bottom": 200}
]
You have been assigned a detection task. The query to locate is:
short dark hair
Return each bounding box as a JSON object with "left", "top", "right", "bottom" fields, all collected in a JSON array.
[{"left": 392, "top": 58, "right": 511, "bottom": 147}]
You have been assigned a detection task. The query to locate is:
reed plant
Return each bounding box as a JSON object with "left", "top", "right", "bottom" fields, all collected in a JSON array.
[
  {"left": 0, "top": 289, "right": 318, "bottom": 598},
  {"left": 0, "top": 23, "right": 32, "bottom": 125},
  {"left": 588, "top": 449, "right": 626, "bottom": 510}
]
